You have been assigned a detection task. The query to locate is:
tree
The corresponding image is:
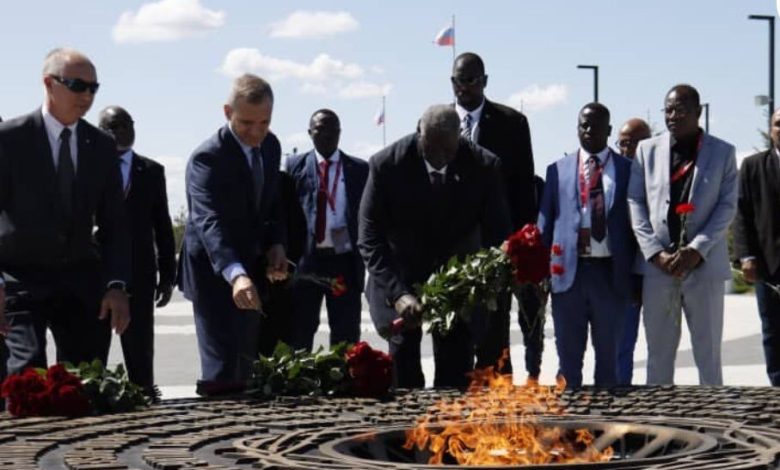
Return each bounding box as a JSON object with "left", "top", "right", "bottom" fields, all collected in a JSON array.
[{"left": 172, "top": 206, "right": 186, "bottom": 252}]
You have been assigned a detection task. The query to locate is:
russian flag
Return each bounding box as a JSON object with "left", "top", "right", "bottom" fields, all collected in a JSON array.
[
  {"left": 374, "top": 105, "right": 385, "bottom": 126},
  {"left": 433, "top": 26, "right": 454, "bottom": 46}
]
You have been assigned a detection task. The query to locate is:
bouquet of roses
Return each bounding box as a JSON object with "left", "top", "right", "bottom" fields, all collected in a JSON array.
[
  {"left": 246, "top": 341, "right": 392, "bottom": 399},
  {"left": 1, "top": 361, "right": 149, "bottom": 418},
  {"left": 394, "top": 224, "right": 551, "bottom": 337}
]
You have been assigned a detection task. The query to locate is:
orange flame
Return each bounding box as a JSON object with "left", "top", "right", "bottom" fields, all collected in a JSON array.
[{"left": 403, "top": 350, "right": 613, "bottom": 465}]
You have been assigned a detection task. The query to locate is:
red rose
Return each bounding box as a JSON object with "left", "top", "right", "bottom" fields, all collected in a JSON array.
[
  {"left": 46, "top": 364, "right": 81, "bottom": 387},
  {"left": 345, "top": 342, "right": 392, "bottom": 398},
  {"left": 506, "top": 224, "right": 550, "bottom": 285},
  {"left": 330, "top": 275, "right": 348, "bottom": 297},
  {"left": 675, "top": 203, "right": 695, "bottom": 215},
  {"left": 50, "top": 384, "right": 91, "bottom": 417},
  {"left": 551, "top": 264, "right": 565, "bottom": 276},
  {"left": 551, "top": 244, "right": 563, "bottom": 256}
]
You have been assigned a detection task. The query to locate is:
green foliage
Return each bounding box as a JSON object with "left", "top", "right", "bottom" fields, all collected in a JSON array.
[
  {"left": 418, "top": 247, "right": 512, "bottom": 336},
  {"left": 172, "top": 206, "right": 186, "bottom": 252},
  {"left": 246, "top": 342, "right": 350, "bottom": 398},
  {"left": 66, "top": 360, "right": 149, "bottom": 413}
]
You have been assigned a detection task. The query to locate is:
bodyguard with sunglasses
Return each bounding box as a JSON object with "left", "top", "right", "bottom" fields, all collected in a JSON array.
[
  {"left": 451, "top": 52, "right": 536, "bottom": 377},
  {"left": 0, "top": 48, "right": 131, "bottom": 380}
]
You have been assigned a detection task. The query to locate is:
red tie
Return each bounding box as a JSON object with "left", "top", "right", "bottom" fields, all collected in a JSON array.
[{"left": 315, "top": 159, "right": 330, "bottom": 243}]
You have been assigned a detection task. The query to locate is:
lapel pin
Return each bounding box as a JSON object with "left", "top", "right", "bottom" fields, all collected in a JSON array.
[{"left": 454, "top": 174, "right": 460, "bottom": 182}]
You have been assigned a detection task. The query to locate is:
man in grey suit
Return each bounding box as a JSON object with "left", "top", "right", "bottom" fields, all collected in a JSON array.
[{"left": 628, "top": 84, "right": 737, "bottom": 385}]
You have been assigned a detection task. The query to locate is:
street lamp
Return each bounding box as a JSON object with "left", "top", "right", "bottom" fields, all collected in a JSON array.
[
  {"left": 577, "top": 65, "right": 599, "bottom": 103},
  {"left": 748, "top": 14, "right": 775, "bottom": 134}
]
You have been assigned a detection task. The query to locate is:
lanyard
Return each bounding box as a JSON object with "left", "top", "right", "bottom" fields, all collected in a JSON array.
[
  {"left": 578, "top": 151, "right": 610, "bottom": 207},
  {"left": 319, "top": 158, "right": 342, "bottom": 211},
  {"left": 671, "top": 133, "right": 703, "bottom": 184}
]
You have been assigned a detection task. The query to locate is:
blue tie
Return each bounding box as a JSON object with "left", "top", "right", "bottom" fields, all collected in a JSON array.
[{"left": 251, "top": 147, "right": 264, "bottom": 209}]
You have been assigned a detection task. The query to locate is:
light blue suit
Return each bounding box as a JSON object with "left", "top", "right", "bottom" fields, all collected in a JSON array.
[
  {"left": 538, "top": 148, "right": 636, "bottom": 387},
  {"left": 628, "top": 131, "right": 737, "bottom": 385}
]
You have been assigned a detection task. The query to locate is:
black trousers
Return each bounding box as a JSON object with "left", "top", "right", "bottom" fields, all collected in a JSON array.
[
  {"left": 756, "top": 279, "right": 780, "bottom": 386},
  {"left": 389, "top": 316, "right": 481, "bottom": 389},
  {"left": 475, "top": 291, "right": 513, "bottom": 374},
  {"left": 4, "top": 279, "right": 109, "bottom": 376},
  {"left": 257, "top": 280, "right": 295, "bottom": 357},
  {"left": 290, "top": 252, "right": 362, "bottom": 351},
  {"left": 116, "top": 287, "right": 155, "bottom": 390}
]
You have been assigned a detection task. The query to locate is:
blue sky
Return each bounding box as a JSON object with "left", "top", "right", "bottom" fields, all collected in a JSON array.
[{"left": 1, "top": 0, "right": 777, "bottom": 213}]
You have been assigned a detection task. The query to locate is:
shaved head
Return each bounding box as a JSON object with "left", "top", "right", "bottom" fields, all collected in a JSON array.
[
  {"left": 42, "top": 48, "right": 94, "bottom": 77},
  {"left": 617, "top": 118, "right": 651, "bottom": 158}
]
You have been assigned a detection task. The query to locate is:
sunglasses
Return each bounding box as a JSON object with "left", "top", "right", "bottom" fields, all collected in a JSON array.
[
  {"left": 50, "top": 75, "right": 100, "bottom": 94},
  {"left": 450, "top": 75, "right": 484, "bottom": 87}
]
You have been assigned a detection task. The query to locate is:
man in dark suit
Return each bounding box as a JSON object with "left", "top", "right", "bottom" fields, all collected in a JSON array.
[
  {"left": 285, "top": 109, "right": 369, "bottom": 351},
  {"left": 359, "top": 105, "right": 511, "bottom": 388},
  {"left": 0, "top": 48, "right": 130, "bottom": 378},
  {"left": 98, "top": 106, "right": 176, "bottom": 396},
  {"left": 733, "top": 107, "right": 780, "bottom": 386},
  {"left": 538, "top": 103, "right": 636, "bottom": 387},
  {"left": 451, "top": 52, "right": 535, "bottom": 374},
  {"left": 178, "top": 74, "right": 286, "bottom": 393}
]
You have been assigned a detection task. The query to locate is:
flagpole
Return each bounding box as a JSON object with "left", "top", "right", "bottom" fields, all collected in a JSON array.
[
  {"left": 382, "top": 95, "right": 386, "bottom": 147},
  {"left": 451, "top": 14, "right": 456, "bottom": 61}
]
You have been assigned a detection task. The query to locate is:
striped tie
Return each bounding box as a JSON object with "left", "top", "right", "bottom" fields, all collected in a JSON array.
[{"left": 461, "top": 114, "right": 472, "bottom": 141}]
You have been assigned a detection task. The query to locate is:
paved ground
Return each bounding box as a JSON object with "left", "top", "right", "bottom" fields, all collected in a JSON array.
[{"left": 47, "top": 290, "right": 770, "bottom": 399}]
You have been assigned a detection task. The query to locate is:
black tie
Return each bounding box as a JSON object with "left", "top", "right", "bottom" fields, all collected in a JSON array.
[
  {"left": 251, "top": 147, "right": 264, "bottom": 209},
  {"left": 58, "top": 128, "right": 75, "bottom": 218}
]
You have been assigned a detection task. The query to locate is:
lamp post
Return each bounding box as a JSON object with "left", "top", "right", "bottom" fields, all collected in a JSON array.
[
  {"left": 748, "top": 14, "right": 775, "bottom": 134},
  {"left": 702, "top": 103, "right": 710, "bottom": 133},
  {"left": 577, "top": 65, "right": 599, "bottom": 103}
]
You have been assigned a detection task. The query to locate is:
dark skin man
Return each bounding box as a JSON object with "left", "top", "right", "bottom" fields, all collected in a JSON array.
[
  {"left": 578, "top": 104, "right": 612, "bottom": 154},
  {"left": 451, "top": 55, "right": 487, "bottom": 112},
  {"left": 617, "top": 118, "right": 652, "bottom": 159},
  {"left": 741, "top": 108, "right": 780, "bottom": 283},
  {"left": 98, "top": 106, "right": 174, "bottom": 308},
  {"left": 654, "top": 86, "right": 703, "bottom": 277},
  {"left": 308, "top": 110, "right": 341, "bottom": 159}
]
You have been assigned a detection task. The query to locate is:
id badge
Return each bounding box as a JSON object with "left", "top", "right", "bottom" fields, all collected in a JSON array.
[
  {"left": 331, "top": 226, "right": 352, "bottom": 254},
  {"left": 578, "top": 228, "right": 591, "bottom": 256}
]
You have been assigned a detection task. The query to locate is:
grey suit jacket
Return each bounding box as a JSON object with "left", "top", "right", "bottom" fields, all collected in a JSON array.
[{"left": 628, "top": 132, "right": 737, "bottom": 280}]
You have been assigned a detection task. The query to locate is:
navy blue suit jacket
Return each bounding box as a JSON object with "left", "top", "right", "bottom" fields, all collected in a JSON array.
[
  {"left": 538, "top": 149, "right": 636, "bottom": 298},
  {"left": 178, "top": 126, "right": 283, "bottom": 303},
  {"left": 285, "top": 150, "right": 368, "bottom": 291}
]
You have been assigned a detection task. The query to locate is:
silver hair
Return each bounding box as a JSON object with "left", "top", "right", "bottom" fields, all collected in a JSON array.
[
  {"left": 227, "top": 74, "right": 274, "bottom": 107},
  {"left": 42, "top": 48, "right": 93, "bottom": 76},
  {"left": 419, "top": 104, "right": 460, "bottom": 136}
]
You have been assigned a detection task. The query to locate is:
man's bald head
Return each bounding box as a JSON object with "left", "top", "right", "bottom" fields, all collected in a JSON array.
[
  {"left": 99, "top": 106, "right": 135, "bottom": 151},
  {"left": 617, "top": 118, "right": 652, "bottom": 158}
]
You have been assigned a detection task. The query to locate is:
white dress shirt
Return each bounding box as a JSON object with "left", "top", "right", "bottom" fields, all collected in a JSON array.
[
  {"left": 315, "top": 149, "right": 349, "bottom": 250},
  {"left": 455, "top": 99, "right": 485, "bottom": 142},
  {"left": 577, "top": 147, "right": 615, "bottom": 257},
  {"left": 42, "top": 106, "right": 78, "bottom": 171},
  {"left": 423, "top": 159, "right": 448, "bottom": 182}
]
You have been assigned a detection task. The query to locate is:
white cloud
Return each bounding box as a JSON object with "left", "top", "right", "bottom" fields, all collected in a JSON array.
[
  {"left": 507, "top": 84, "right": 568, "bottom": 112},
  {"left": 220, "top": 49, "right": 364, "bottom": 81},
  {"left": 269, "top": 11, "right": 358, "bottom": 39},
  {"left": 112, "top": 0, "right": 225, "bottom": 44},
  {"left": 300, "top": 83, "right": 328, "bottom": 95},
  {"left": 345, "top": 141, "right": 383, "bottom": 160},
  {"left": 338, "top": 81, "right": 392, "bottom": 99}
]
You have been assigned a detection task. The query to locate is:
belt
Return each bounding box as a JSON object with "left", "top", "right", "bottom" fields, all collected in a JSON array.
[
  {"left": 315, "top": 247, "right": 338, "bottom": 256},
  {"left": 578, "top": 256, "right": 612, "bottom": 264}
]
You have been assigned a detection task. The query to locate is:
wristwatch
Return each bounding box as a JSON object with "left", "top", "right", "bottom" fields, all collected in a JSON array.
[{"left": 106, "top": 281, "right": 128, "bottom": 295}]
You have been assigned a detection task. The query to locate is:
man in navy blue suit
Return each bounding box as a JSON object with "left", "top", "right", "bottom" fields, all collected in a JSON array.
[
  {"left": 538, "top": 103, "right": 636, "bottom": 388},
  {"left": 178, "top": 74, "right": 287, "bottom": 394},
  {"left": 285, "top": 110, "right": 368, "bottom": 351}
]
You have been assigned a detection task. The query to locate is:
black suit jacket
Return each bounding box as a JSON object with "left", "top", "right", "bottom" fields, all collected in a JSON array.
[
  {"left": 0, "top": 110, "right": 129, "bottom": 297},
  {"left": 178, "top": 126, "right": 283, "bottom": 303},
  {"left": 473, "top": 99, "right": 535, "bottom": 230},
  {"left": 124, "top": 153, "right": 176, "bottom": 293},
  {"left": 733, "top": 149, "right": 780, "bottom": 279},
  {"left": 358, "top": 133, "right": 511, "bottom": 319},
  {"left": 285, "top": 150, "right": 369, "bottom": 290}
]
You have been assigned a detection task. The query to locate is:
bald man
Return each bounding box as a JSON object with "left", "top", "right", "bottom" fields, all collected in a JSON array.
[
  {"left": 617, "top": 118, "right": 651, "bottom": 159},
  {"left": 615, "top": 118, "right": 651, "bottom": 384},
  {"left": 0, "top": 48, "right": 130, "bottom": 380}
]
